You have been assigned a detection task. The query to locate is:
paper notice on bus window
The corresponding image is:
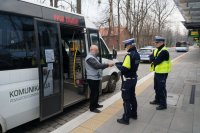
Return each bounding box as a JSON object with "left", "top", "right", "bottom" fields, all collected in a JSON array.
[
  {"left": 48, "top": 63, "right": 53, "bottom": 70},
  {"left": 45, "top": 49, "right": 55, "bottom": 63}
]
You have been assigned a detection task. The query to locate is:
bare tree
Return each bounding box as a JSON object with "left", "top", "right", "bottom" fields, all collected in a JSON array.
[
  {"left": 109, "top": 0, "right": 114, "bottom": 34},
  {"left": 117, "top": 0, "right": 121, "bottom": 50},
  {"left": 126, "top": 0, "right": 131, "bottom": 30},
  {"left": 105, "top": 0, "right": 114, "bottom": 47},
  {"left": 151, "top": 0, "right": 175, "bottom": 35},
  {"left": 121, "top": 0, "right": 154, "bottom": 47},
  {"left": 48, "top": 0, "right": 77, "bottom": 13},
  {"left": 163, "top": 26, "right": 174, "bottom": 46},
  {"left": 76, "top": 0, "right": 81, "bottom": 14},
  {"left": 90, "top": 0, "right": 179, "bottom": 49}
]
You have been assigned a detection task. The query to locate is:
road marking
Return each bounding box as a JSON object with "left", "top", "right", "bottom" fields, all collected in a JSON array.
[{"left": 51, "top": 50, "right": 191, "bottom": 133}]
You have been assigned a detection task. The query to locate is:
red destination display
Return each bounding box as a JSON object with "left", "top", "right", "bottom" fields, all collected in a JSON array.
[{"left": 53, "top": 14, "right": 79, "bottom": 25}]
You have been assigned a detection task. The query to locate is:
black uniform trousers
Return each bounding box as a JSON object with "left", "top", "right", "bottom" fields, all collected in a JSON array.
[
  {"left": 87, "top": 79, "right": 100, "bottom": 111},
  {"left": 154, "top": 73, "right": 168, "bottom": 107},
  {"left": 121, "top": 78, "right": 137, "bottom": 121}
]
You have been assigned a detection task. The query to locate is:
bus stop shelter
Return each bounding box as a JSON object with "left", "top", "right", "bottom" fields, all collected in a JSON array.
[{"left": 174, "top": 0, "right": 200, "bottom": 30}]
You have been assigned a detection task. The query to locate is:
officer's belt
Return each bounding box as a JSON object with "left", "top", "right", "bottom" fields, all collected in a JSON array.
[{"left": 122, "top": 75, "right": 135, "bottom": 81}]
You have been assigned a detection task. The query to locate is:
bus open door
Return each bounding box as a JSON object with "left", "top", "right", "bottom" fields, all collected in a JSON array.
[{"left": 34, "top": 19, "right": 63, "bottom": 121}]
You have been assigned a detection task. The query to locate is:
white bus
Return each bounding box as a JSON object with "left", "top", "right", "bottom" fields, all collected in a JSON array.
[
  {"left": 175, "top": 41, "right": 189, "bottom": 52},
  {"left": 0, "top": 0, "right": 120, "bottom": 132}
]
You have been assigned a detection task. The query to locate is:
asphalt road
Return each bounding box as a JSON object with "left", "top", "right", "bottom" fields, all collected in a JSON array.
[{"left": 7, "top": 47, "right": 186, "bottom": 133}]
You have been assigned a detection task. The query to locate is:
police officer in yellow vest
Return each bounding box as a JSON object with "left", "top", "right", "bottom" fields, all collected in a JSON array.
[
  {"left": 116, "top": 38, "right": 140, "bottom": 125},
  {"left": 150, "top": 36, "right": 171, "bottom": 110}
]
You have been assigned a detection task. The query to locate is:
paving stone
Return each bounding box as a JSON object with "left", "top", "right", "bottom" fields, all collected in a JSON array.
[
  {"left": 118, "top": 121, "right": 147, "bottom": 133},
  {"left": 167, "top": 93, "right": 180, "bottom": 106},
  {"left": 95, "top": 115, "right": 124, "bottom": 133},
  {"left": 168, "top": 129, "right": 188, "bottom": 133},
  {"left": 142, "top": 124, "right": 168, "bottom": 133},
  {"left": 138, "top": 86, "right": 154, "bottom": 98},
  {"left": 193, "top": 106, "right": 200, "bottom": 133},
  {"left": 136, "top": 107, "right": 156, "bottom": 123},
  {"left": 149, "top": 111, "right": 174, "bottom": 129},
  {"left": 195, "top": 95, "right": 200, "bottom": 109},
  {"left": 136, "top": 96, "right": 149, "bottom": 107},
  {"left": 169, "top": 110, "right": 193, "bottom": 133},
  {"left": 176, "top": 94, "right": 184, "bottom": 108},
  {"left": 71, "top": 126, "right": 93, "bottom": 133}
]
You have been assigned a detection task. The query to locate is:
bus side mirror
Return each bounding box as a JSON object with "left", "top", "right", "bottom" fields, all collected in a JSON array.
[{"left": 112, "top": 49, "right": 117, "bottom": 59}]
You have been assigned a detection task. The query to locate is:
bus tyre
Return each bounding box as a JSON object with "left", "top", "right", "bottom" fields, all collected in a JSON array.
[
  {"left": 0, "top": 125, "right": 2, "bottom": 133},
  {"left": 107, "top": 75, "right": 117, "bottom": 93}
]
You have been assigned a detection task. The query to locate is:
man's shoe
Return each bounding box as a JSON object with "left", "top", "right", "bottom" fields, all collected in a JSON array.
[
  {"left": 90, "top": 109, "right": 101, "bottom": 113},
  {"left": 117, "top": 118, "right": 129, "bottom": 125},
  {"left": 150, "top": 100, "right": 159, "bottom": 105},
  {"left": 131, "top": 115, "right": 137, "bottom": 120},
  {"left": 156, "top": 106, "right": 167, "bottom": 110},
  {"left": 97, "top": 104, "right": 103, "bottom": 108}
]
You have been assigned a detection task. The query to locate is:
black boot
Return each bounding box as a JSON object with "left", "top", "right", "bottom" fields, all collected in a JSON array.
[
  {"left": 150, "top": 100, "right": 159, "bottom": 105},
  {"left": 96, "top": 104, "right": 103, "bottom": 108},
  {"left": 156, "top": 105, "right": 167, "bottom": 110},
  {"left": 131, "top": 115, "right": 137, "bottom": 120},
  {"left": 117, "top": 118, "right": 129, "bottom": 125}
]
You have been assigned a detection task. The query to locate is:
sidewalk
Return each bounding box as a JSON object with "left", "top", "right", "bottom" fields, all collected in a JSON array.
[{"left": 53, "top": 48, "right": 200, "bottom": 133}]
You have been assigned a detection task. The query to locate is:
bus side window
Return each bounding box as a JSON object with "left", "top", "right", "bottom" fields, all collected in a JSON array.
[
  {"left": 0, "top": 13, "right": 36, "bottom": 71},
  {"left": 89, "top": 34, "right": 99, "bottom": 47},
  {"left": 100, "top": 39, "right": 110, "bottom": 59}
]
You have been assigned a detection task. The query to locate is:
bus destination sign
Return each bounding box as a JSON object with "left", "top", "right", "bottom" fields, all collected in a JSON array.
[{"left": 53, "top": 14, "right": 79, "bottom": 25}]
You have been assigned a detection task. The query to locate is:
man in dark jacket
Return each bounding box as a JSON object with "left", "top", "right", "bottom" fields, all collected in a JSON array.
[{"left": 85, "top": 45, "right": 114, "bottom": 113}]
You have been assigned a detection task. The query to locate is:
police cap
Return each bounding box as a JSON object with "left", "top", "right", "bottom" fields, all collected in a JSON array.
[
  {"left": 154, "top": 36, "right": 165, "bottom": 42},
  {"left": 122, "top": 38, "right": 136, "bottom": 47}
]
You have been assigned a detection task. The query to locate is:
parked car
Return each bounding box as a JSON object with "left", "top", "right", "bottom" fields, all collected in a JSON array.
[{"left": 139, "top": 47, "right": 154, "bottom": 62}]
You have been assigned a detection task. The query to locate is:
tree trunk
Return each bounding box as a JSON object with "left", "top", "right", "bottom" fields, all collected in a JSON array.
[
  {"left": 77, "top": 0, "right": 81, "bottom": 14},
  {"left": 50, "top": 0, "right": 53, "bottom": 6},
  {"left": 50, "top": 0, "right": 58, "bottom": 7},
  {"left": 126, "top": 0, "right": 130, "bottom": 29},
  {"left": 107, "top": 0, "right": 113, "bottom": 48},
  {"left": 117, "top": 0, "right": 121, "bottom": 50},
  {"left": 54, "top": 0, "right": 58, "bottom": 7}
]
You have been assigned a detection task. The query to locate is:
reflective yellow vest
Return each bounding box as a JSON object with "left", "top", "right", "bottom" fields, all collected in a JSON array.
[
  {"left": 122, "top": 54, "right": 131, "bottom": 69},
  {"left": 150, "top": 47, "right": 171, "bottom": 73}
]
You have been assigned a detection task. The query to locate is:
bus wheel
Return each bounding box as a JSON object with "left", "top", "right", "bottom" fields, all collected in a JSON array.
[
  {"left": 0, "top": 125, "right": 2, "bottom": 133},
  {"left": 107, "top": 75, "right": 117, "bottom": 93}
]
